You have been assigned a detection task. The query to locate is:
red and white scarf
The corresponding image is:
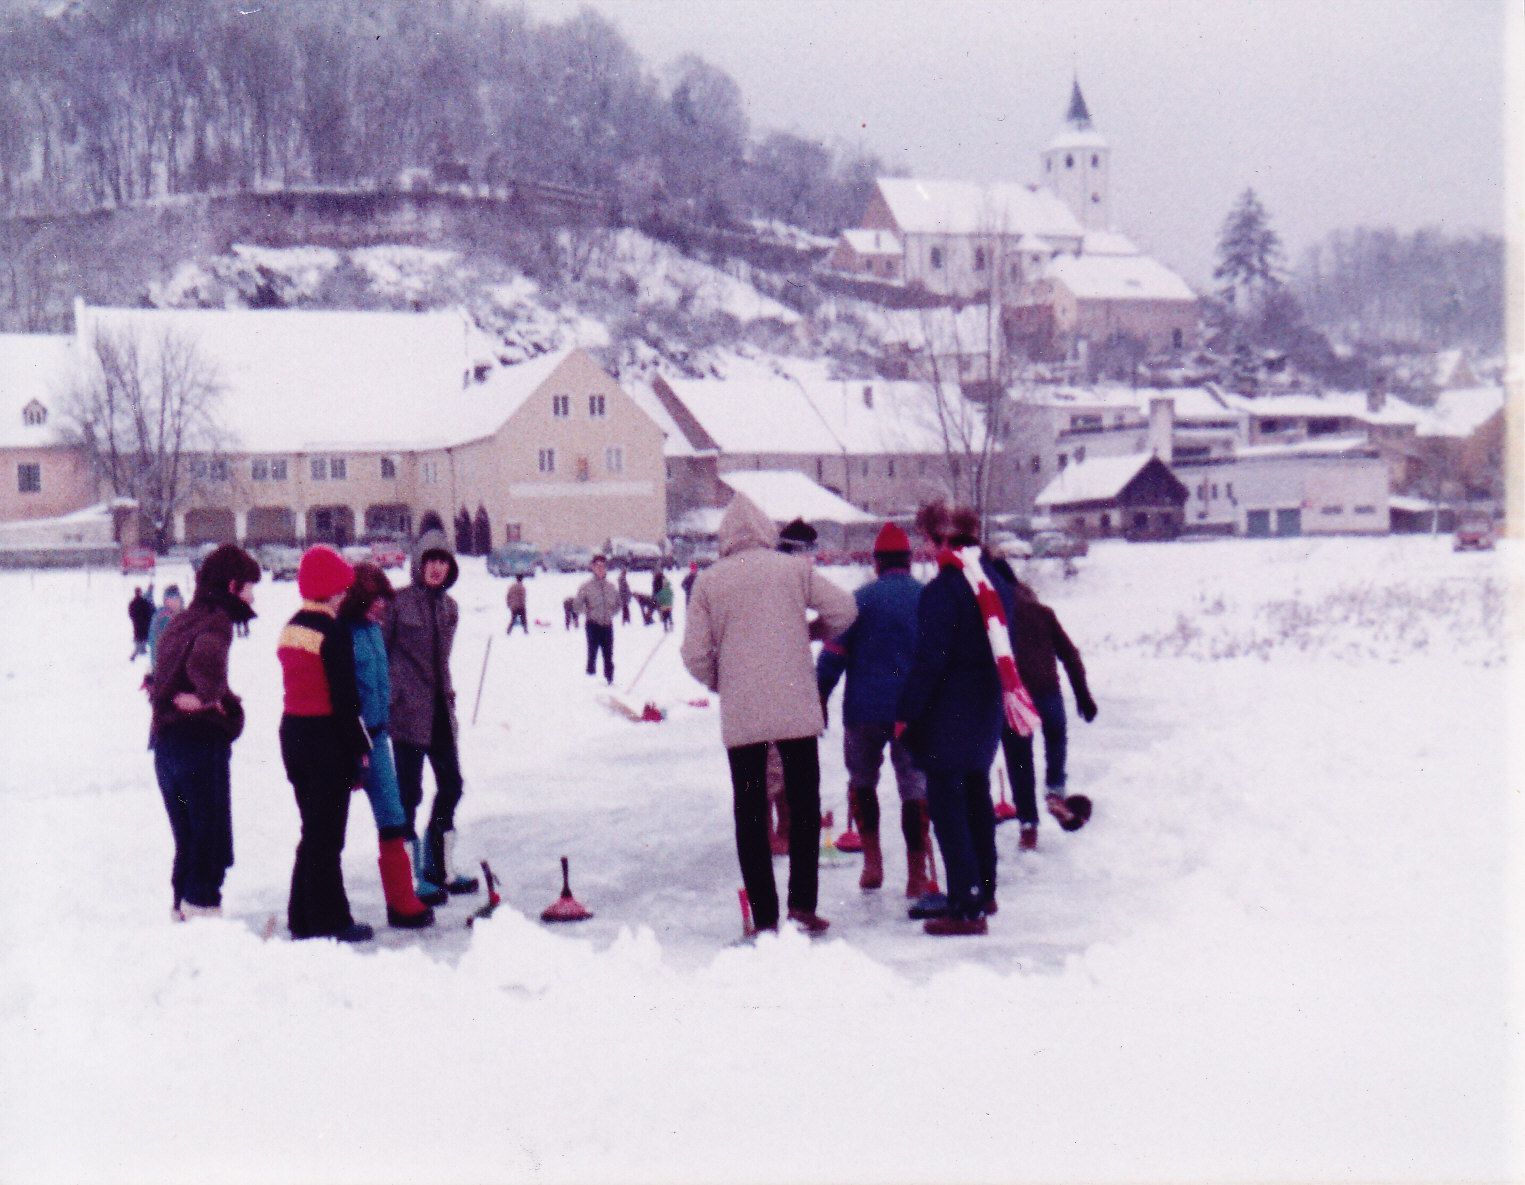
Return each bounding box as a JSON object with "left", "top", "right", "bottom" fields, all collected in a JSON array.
[{"left": 940, "top": 545, "right": 1039, "bottom": 737}]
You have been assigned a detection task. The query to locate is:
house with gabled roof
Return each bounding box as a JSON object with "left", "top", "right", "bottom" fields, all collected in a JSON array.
[{"left": 1034, "top": 453, "right": 1187, "bottom": 540}]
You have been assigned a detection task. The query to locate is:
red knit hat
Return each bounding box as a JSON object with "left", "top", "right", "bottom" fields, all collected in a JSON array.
[
  {"left": 298, "top": 545, "right": 355, "bottom": 602},
  {"left": 873, "top": 522, "right": 911, "bottom": 554}
]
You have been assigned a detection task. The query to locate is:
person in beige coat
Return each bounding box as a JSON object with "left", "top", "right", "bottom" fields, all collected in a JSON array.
[{"left": 681, "top": 494, "right": 858, "bottom": 934}]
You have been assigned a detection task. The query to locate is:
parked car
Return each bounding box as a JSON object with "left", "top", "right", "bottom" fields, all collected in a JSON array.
[
  {"left": 544, "top": 544, "right": 595, "bottom": 573},
  {"left": 486, "top": 543, "right": 542, "bottom": 578},
  {"left": 369, "top": 538, "right": 408, "bottom": 570},
  {"left": 1030, "top": 530, "right": 1088, "bottom": 559},
  {"left": 995, "top": 537, "right": 1033, "bottom": 560},
  {"left": 120, "top": 546, "right": 156, "bottom": 575},
  {"left": 257, "top": 544, "right": 302, "bottom": 581},
  {"left": 606, "top": 538, "right": 664, "bottom": 573},
  {"left": 1453, "top": 518, "right": 1495, "bottom": 552},
  {"left": 189, "top": 541, "right": 220, "bottom": 571}
]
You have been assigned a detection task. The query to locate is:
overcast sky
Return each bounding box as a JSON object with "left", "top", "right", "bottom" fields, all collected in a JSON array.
[{"left": 522, "top": 0, "right": 1514, "bottom": 286}]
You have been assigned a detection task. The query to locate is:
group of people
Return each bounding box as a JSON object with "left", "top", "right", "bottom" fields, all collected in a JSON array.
[
  {"left": 128, "top": 584, "right": 185, "bottom": 667},
  {"left": 683, "top": 496, "right": 1094, "bottom": 938},
  {"left": 143, "top": 494, "right": 1093, "bottom": 944},
  {"left": 146, "top": 531, "right": 477, "bottom": 942}
]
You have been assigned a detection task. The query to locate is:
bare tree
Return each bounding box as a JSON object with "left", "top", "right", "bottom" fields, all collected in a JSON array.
[{"left": 62, "top": 322, "right": 228, "bottom": 551}]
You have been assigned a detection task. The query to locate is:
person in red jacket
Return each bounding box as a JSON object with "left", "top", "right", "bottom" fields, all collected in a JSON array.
[{"left": 278, "top": 546, "right": 373, "bottom": 943}]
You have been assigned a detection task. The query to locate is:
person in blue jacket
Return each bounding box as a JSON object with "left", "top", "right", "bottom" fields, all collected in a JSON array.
[
  {"left": 341, "top": 563, "right": 437, "bottom": 928},
  {"left": 896, "top": 503, "right": 1024, "bottom": 936},
  {"left": 817, "top": 522, "right": 934, "bottom": 897}
]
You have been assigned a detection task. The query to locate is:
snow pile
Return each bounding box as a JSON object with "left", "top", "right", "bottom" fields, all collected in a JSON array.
[
  {"left": 0, "top": 537, "right": 1515, "bottom": 1184},
  {"left": 351, "top": 245, "right": 463, "bottom": 306},
  {"left": 604, "top": 229, "right": 802, "bottom": 326},
  {"left": 481, "top": 277, "right": 611, "bottom": 362}
]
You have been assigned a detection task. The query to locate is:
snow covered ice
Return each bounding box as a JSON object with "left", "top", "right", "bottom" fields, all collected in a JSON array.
[{"left": 0, "top": 536, "right": 1517, "bottom": 1183}]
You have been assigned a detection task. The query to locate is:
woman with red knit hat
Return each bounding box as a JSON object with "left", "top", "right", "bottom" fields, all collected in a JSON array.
[{"left": 278, "top": 545, "right": 373, "bottom": 942}]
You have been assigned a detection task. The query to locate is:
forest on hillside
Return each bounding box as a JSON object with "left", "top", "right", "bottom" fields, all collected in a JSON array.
[{"left": 0, "top": 0, "right": 880, "bottom": 232}]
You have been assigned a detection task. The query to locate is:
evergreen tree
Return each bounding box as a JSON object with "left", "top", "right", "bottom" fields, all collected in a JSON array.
[{"left": 1214, "top": 189, "right": 1284, "bottom": 310}]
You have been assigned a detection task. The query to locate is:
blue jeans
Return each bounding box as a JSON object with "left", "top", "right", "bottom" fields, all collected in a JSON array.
[
  {"left": 153, "top": 729, "right": 234, "bottom": 909},
  {"left": 1000, "top": 687, "right": 1069, "bottom": 826},
  {"left": 359, "top": 729, "right": 409, "bottom": 841},
  {"left": 924, "top": 765, "right": 997, "bottom": 920}
]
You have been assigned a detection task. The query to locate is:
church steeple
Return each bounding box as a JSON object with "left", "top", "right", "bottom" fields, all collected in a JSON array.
[{"left": 1065, "top": 79, "right": 1093, "bottom": 130}]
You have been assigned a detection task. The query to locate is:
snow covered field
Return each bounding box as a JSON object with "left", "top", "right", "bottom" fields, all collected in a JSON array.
[{"left": 1, "top": 536, "right": 1518, "bottom": 1184}]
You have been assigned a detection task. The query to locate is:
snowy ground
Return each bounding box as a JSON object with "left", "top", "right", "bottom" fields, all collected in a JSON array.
[{"left": 1, "top": 536, "right": 1519, "bottom": 1184}]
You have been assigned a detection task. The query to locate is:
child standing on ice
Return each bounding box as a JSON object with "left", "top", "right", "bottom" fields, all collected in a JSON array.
[
  {"left": 341, "top": 563, "right": 436, "bottom": 929},
  {"left": 277, "top": 546, "right": 373, "bottom": 943},
  {"left": 148, "top": 546, "right": 260, "bottom": 920}
]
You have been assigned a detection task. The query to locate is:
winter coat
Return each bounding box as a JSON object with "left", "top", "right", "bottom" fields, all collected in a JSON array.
[
  {"left": 384, "top": 530, "right": 459, "bottom": 747},
  {"left": 574, "top": 576, "right": 619, "bottom": 626},
  {"left": 987, "top": 558, "right": 1092, "bottom": 702},
  {"left": 505, "top": 581, "right": 527, "bottom": 613},
  {"left": 146, "top": 605, "right": 176, "bottom": 667},
  {"left": 895, "top": 555, "right": 1017, "bottom": 773},
  {"left": 277, "top": 603, "right": 370, "bottom": 763},
  {"left": 349, "top": 619, "right": 391, "bottom": 733},
  {"left": 817, "top": 568, "right": 923, "bottom": 727},
  {"left": 150, "top": 598, "right": 245, "bottom": 744},
  {"left": 681, "top": 493, "right": 857, "bottom": 749},
  {"left": 129, "top": 593, "right": 154, "bottom": 641},
  {"left": 654, "top": 584, "right": 674, "bottom": 611}
]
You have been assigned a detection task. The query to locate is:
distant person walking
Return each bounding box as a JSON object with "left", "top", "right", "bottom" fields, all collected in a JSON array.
[
  {"left": 653, "top": 572, "right": 674, "bottom": 632},
  {"left": 342, "top": 563, "right": 435, "bottom": 929},
  {"left": 617, "top": 568, "right": 633, "bottom": 625},
  {"left": 817, "top": 522, "right": 934, "bottom": 896},
  {"left": 505, "top": 576, "right": 528, "bottom": 635},
  {"left": 574, "top": 554, "right": 619, "bottom": 684},
  {"left": 278, "top": 546, "right": 373, "bottom": 943},
  {"left": 682, "top": 493, "right": 857, "bottom": 935},
  {"left": 128, "top": 587, "right": 154, "bottom": 660},
  {"left": 386, "top": 529, "right": 479, "bottom": 901},
  {"left": 148, "top": 546, "right": 260, "bottom": 921}
]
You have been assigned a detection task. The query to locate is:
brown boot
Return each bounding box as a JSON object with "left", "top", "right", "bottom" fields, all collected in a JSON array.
[
  {"left": 858, "top": 830, "right": 884, "bottom": 890},
  {"left": 903, "top": 800, "right": 933, "bottom": 897}
]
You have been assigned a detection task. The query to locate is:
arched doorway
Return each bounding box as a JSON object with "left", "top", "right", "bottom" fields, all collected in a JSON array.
[
  {"left": 306, "top": 505, "right": 356, "bottom": 547},
  {"left": 246, "top": 506, "right": 297, "bottom": 546},
  {"left": 364, "top": 503, "right": 412, "bottom": 540},
  {"left": 184, "top": 508, "right": 235, "bottom": 544},
  {"left": 418, "top": 510, "right": 445, "bottom": 538}
]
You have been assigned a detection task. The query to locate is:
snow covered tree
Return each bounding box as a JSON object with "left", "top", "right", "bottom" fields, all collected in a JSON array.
[
  {"left": 63, "top": 322, "right": 227, "bottom": 551},
  {"left": 1214, "top": 189, "right": 1284, "bottom": 311}
]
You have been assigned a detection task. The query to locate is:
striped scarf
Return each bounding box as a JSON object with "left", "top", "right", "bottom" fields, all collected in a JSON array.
[{"left": 939, "top": 545, "right": 1039, "bottom": 737}]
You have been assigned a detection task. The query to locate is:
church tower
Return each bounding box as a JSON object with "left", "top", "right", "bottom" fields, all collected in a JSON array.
[{"left": 1041, "top": 79, "right": 1111, "bottom": 232}]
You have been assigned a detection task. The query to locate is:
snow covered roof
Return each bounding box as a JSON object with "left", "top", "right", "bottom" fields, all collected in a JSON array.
[
  {"left": 874, "top": 178, "right": 1083, "bottom": 239},
  {"left": 1418, "top": 387, "right": 1504, "bottom": 439},
  {"left": 0, "top": 333, "right": 76, "bottom": 448},
  {"left": 718, "top": 470, "right": 876, "bottom": 525},
  {"left": 75, "top": 304, "right": 577, "bottom": 453},
  {"left": 872, "top": 306, "right": 1000, "bottom": 356},
  {"left": 1228, "top": 436, "right": 1379, "bottom": 460},
  {"left": 1035, "top": 453, "right": 1156, "bottom": 507},
  {"left": 660, "top": 357, "right": 973, "bottom": 456},
  {"left": 1045, "top": 253, "right": 1195, "bottom": 303},
  {"left": 625, "top": 381, "right": 702, "bottom": 459},
  {"left": 840, "top": 229, "right": 902, "bottom": 256}
]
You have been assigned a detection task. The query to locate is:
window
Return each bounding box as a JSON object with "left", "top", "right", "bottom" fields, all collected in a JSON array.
[
  {"left": 861, "top": 459, "right": 870, "bottom": 477},
  {"left": 209, "top": 458, "right": 230, "bottom": 482},
  {"left": 1211, "top": 484, "right": 1219, "bottom": 499},
  {"left": 1225, "top": 482, "right": 1233, "bottom": 499},
  {"left": 816, "top": 458, "right": 823, "bottom": 481},
  {"left": 1321, "top": 505, "right": 1342, "bottom": 516},
  {"left": 1057, "top": 453, "right": 1068, "bottom": 470},
  {"left": 329, "top": 457, "right": 346, "bottom": 481},
  {"left": 310, "top": 457, "right": 328, "bottom": 481},
  {"left": 252, "top": 459, "right": 270, "bottom": 481},
  {"left": 919, "top": 459, "right": 928, "bottom": 476},
  {"left": 504, "top": 522, "right": 522, "bottom": 543},
  {"left": 421, "top": 461, "right": 439, "bottom": 485},
  {"left": 974, "top": 247, "right": 986, "bottom": 272},
  {"left": 1091, "top": 194, "right": 1100, "bottom": 204},
  {"left": 1261, "top": 418, "right": 1281, "bottom": 432},
  {"left": 1030, "top": 455, "right": 1041, "bottom": 474},
  {"left": 270, "top": 459, "right": 288, "bottom": 482},
  {"left": 887, "top": 458, "right": 895, "bottom": 479},
  {"left": 538, "top": 448, "right": 556, "bottom": 474},
  {"left": 1075, "top": 446, "right": 1086, "bottom": 463},
  {"left": 552, "top": 395, "right": 570, "bottom": 418},
  {"left": 22, "top": 400, "right": 46, "bottom": 426},
  {"left": 191, "top": 459, "right": 208, "bottom": 480},
  {"left": 1172, "top": 328, "right": 1184, "bottom": 350},
  {"left": 605, "top": 445, "right": 624, "bottom": 474},
  {"left": 1046, "top": 159, "right": 1052, "bottom": 173},
  {"left": 929, "top": 246, "right": 943, "bottom": 270},
  {"left": 17, "top": 462, "right": 40, "bottom": 493},
  {"left": 589, "top": 394, "right": 606, "bottom": 418},
  {"left": 1134, "top": 512, "right": 1149, "bottom": 529},
  {"left": 1100, "top": 513, "right": 1111, "bottom": 531},
  {"left": 1065, "top": 154, "right": 1074, "bottom": 169},
  {"left": 380, "top": 457, "right": 397, "bottom": 480},
  {"left": 1354, "top": 505, "right": 1377, "bottom": 515},
  {"left": 1091, "top": 154, "right": 1099, "bottom": 167}
]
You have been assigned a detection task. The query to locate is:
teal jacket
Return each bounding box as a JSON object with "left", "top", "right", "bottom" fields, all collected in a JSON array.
[{"left": 349, "top": 620, "right": 391, "bottom": 731}]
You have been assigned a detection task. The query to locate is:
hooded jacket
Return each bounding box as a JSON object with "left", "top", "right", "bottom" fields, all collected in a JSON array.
[
  {"left": 681, "top": 493, "right": 857, "bottom": 749},
  {"left": 383, "top": 529, "right": 460, "bottom": 747}
]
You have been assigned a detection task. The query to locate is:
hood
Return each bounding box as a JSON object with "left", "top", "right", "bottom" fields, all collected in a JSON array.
[
  {"left": 410, "top": 528, "right": 459, "bottom": 590},
  {"left": 717, "top": 492, "right": 778, "bottom": 558}
]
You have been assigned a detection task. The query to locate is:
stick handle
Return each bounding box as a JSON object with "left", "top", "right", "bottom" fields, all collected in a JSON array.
[
  {"left": 471, "top": 634, "right": 493, "bottom": 725},
  {"left": 623, "top": 631, "right": 668, "bottom": 695}
]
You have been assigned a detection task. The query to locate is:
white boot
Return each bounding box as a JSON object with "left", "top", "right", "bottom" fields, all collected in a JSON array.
[
  {"left": 181, "top": 903, "right": 223, "bottom": 919},
  {"left": 441, "top": 830, "right": 480, "bottom": 895}
]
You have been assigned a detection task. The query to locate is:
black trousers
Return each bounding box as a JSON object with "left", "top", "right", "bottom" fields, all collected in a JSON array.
[
  {"left": 507, "top": 608, "right": 528, "bottom": 634},
  {"left": 394, "top": 698, "right": 464, "bottom": 840},
  {"left": 727, "top": 736, "right": 820, "bottom": 930},
  {"left": 585, "top": 621, "right": 614, "bottom": 682},
  {"left": 281, "top": 716, "right": 358, "bottom": 938}
]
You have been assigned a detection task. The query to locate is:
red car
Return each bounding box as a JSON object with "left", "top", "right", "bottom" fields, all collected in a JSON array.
[
  {"left": 1453, "top": 519, "right": 1495, "bottom": 552},
  {"left": 120, "top": 546, "right": 156, "bottom": 575},
  {"left": 370, "top": 540, "right": 408, "bottom": 570}
]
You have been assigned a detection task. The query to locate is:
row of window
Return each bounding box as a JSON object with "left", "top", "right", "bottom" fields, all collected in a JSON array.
[
  {"left": 1194, "top": 481, "right": 1235, "bottom": 501},
  {"left": 926, "top": 245, "right": 1024, "bottom": 277},
  {"left": 551, "top": 394, "right": 607, "bottom": 419},
  {"left": 1045, "top": 152, "right": 1102, "bottom": 172},
  {"left": 1320, "top": 505, "right": 1379, "bottom": 516},
  {"left": 812, "top": 457, "right": 936, "bottom": 482},
  {"left": 537, "top": 446, "right": 625, "bottom": 476},
  {"left": 190, "top": 455, "right": 391, "bottom": 483}
]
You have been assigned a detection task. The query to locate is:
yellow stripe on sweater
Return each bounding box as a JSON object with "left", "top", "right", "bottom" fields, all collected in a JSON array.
[{"left": 277, "top": 623, "right": 326, "bottom": 655}]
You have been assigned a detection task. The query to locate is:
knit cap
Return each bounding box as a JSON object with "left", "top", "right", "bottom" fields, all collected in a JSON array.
[
  {"left": 873, "top": 522, "right": 911, "bottom": 555},
  {"left": 298, "top": 545, "right": 355, "bottom": 602}
]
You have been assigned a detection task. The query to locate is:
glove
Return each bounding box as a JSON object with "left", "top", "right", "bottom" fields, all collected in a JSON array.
[{"left": 1076, "top": 691, "right": 1098, "bottom": 723}]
